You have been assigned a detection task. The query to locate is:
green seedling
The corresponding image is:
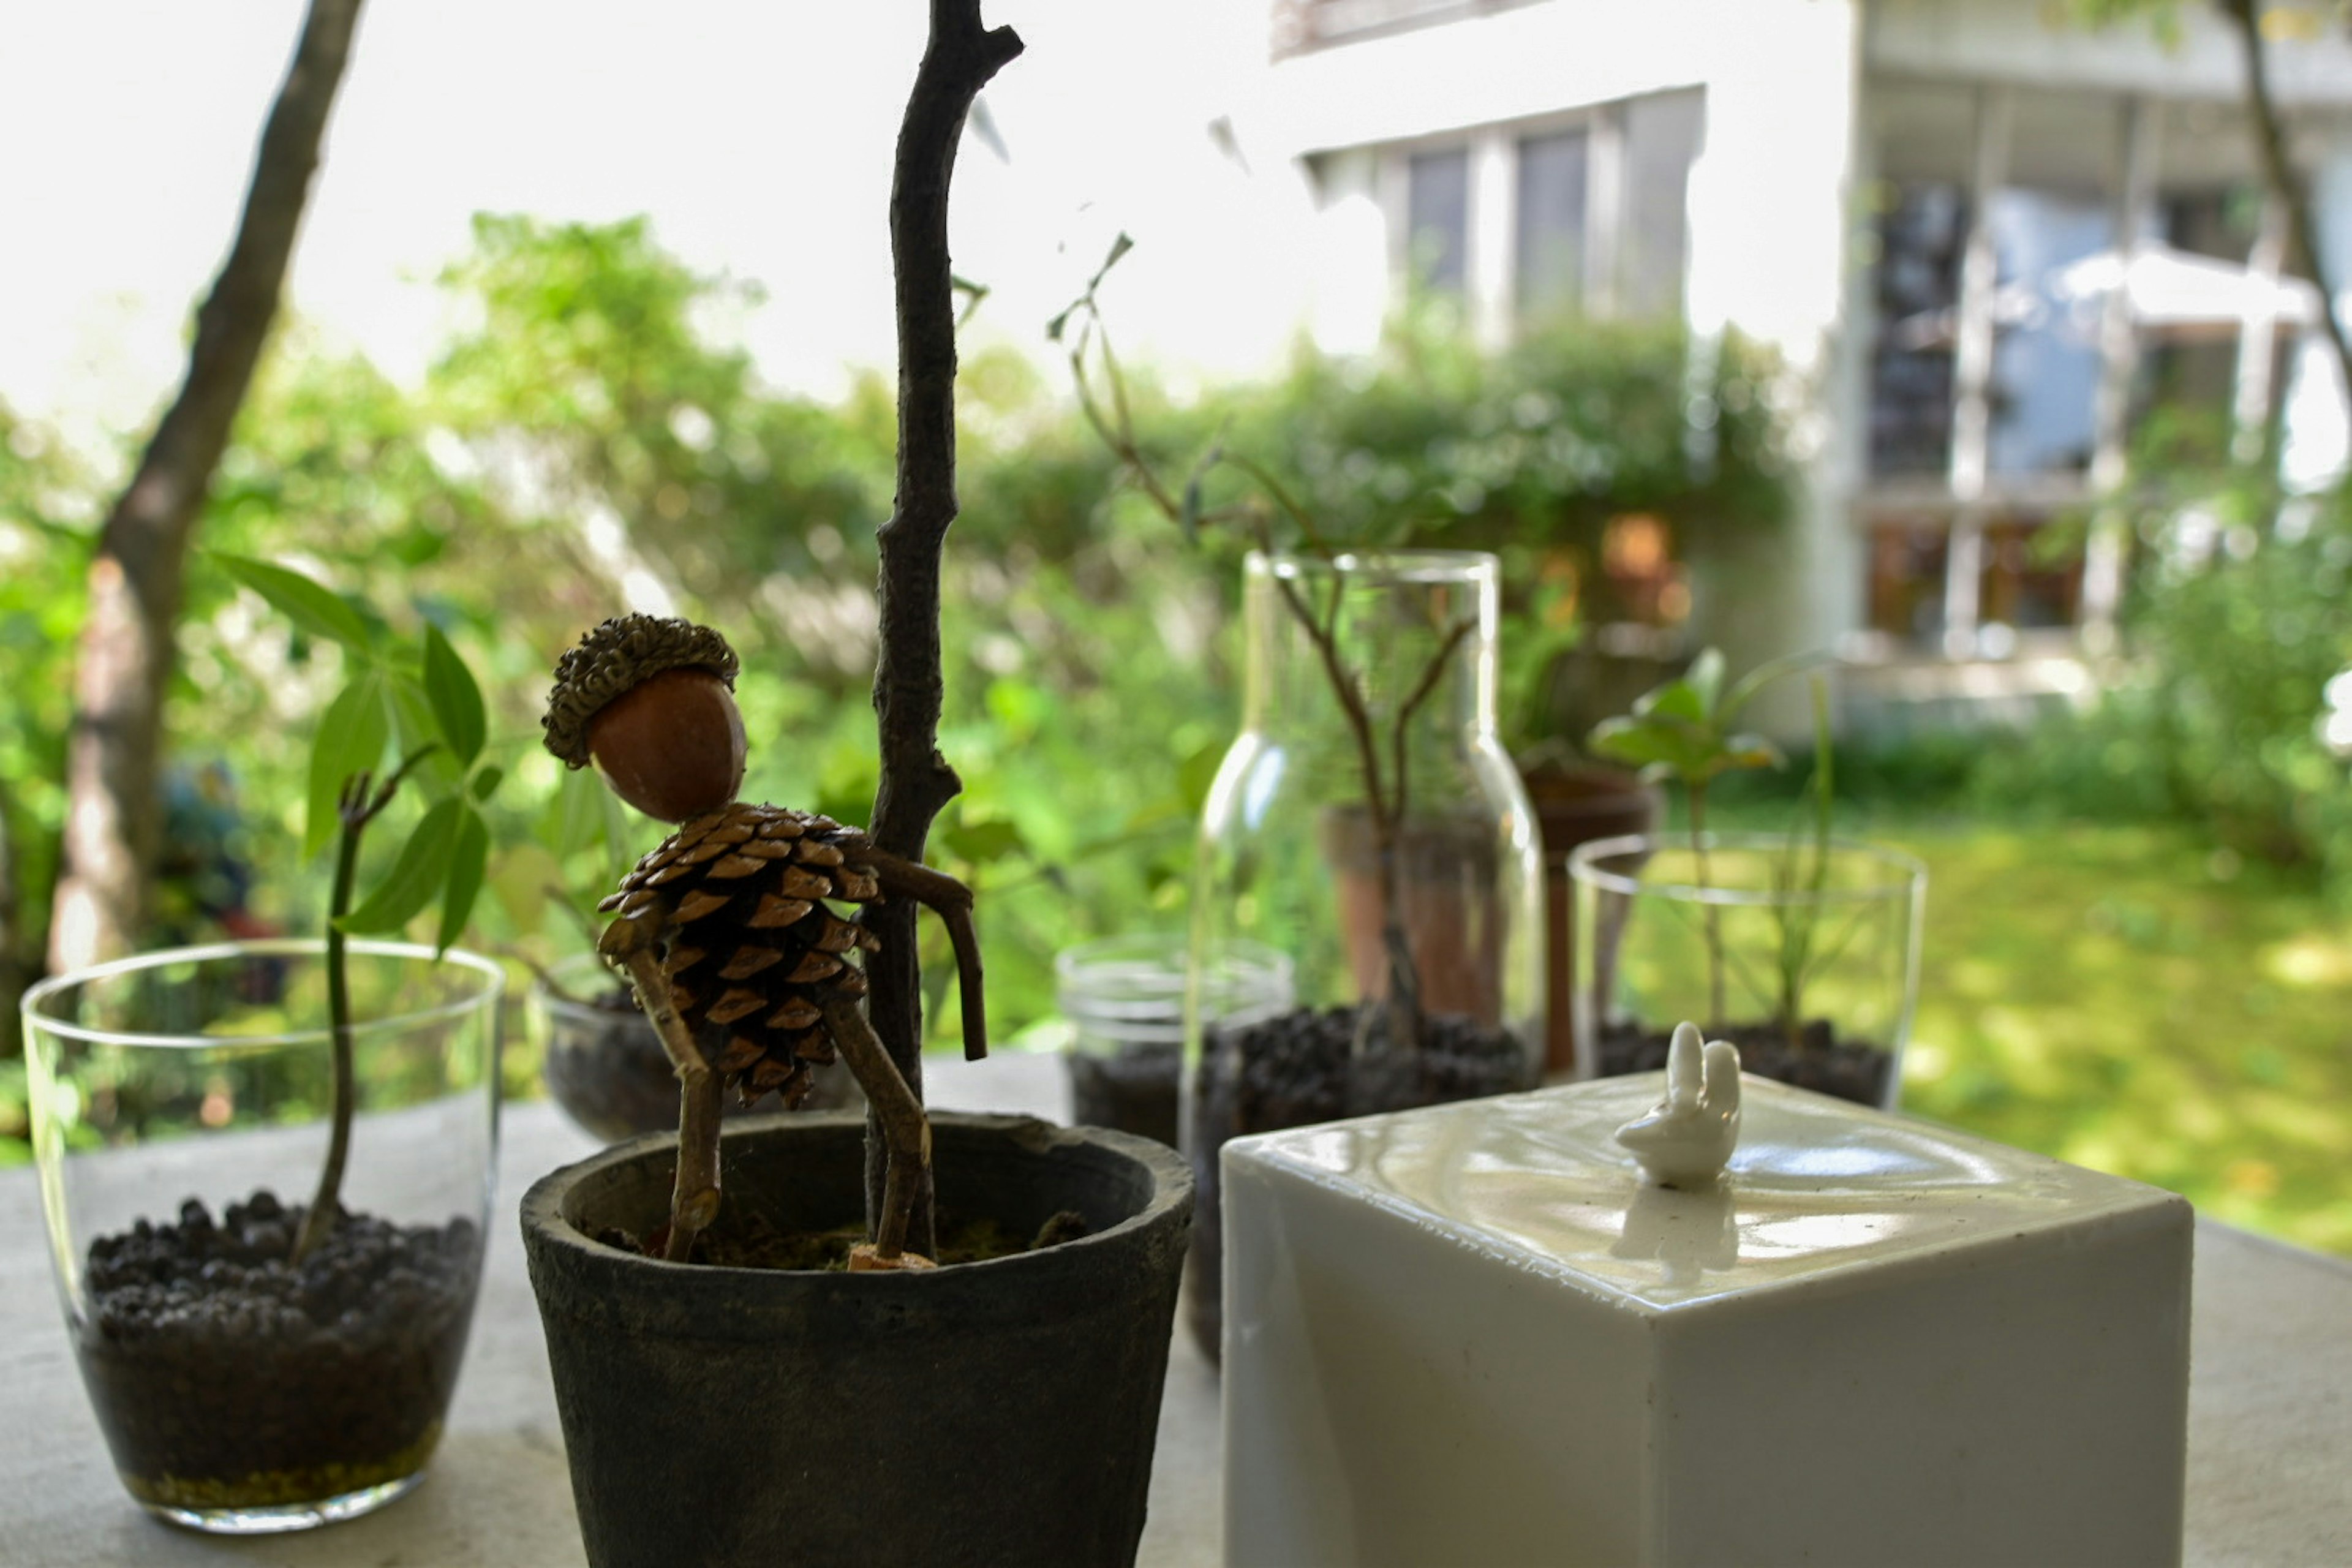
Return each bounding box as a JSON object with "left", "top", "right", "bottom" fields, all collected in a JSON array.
[
  {"left": 210, "top": 553, "right": 499, "bottom": 1259},
  {"left": 1589, "top": 647, "right": 1822, "bottom": 1027}
]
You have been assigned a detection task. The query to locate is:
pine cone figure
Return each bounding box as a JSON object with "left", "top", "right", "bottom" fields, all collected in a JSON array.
[{"left": 598, "top": 802, "right": 887, "bottom": 1110}]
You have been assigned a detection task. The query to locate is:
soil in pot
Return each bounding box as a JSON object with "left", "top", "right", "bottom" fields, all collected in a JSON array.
[
  {"left": 74, "top": 1188, "right": 480, "bottom": 1511},
  {"left": 1595, "top": 1018, "right": 1894, "bottom": 1107},
  {"left": 1066, "top": 1039, "right": 1181, "bottom": 1149},
  {"left": 1186, "top": 1001, "right": 1532, "bottom": 1363},
  {"left": 597, "top": 1196, "right": 1084, "bottom": 1270}
]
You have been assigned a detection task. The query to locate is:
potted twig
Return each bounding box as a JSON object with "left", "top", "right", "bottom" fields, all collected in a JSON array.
[{"left": 514, "top": 10, "right": 1193, "bottom": 1566}]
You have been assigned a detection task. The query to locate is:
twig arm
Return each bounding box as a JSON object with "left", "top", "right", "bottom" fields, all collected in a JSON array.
[{"left": 867, "top": 850, "right": 989, "bottom": 1062}]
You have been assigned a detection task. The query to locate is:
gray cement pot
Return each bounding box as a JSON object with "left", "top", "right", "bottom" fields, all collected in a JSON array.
[{"left": 521, "top": 1110, "right": 1194, "bottom": 1568}]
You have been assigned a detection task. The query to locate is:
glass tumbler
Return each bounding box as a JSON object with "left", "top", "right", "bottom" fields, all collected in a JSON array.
[
  {"left": 1570, "top": 832, "right": 1926, "bottom": 1109},
  {"left": 1055, "top": 935, "right": 1292, "bottom": 1147},
  {"left": 23, "top": 938, "right": 502, "bottom": 1533}
]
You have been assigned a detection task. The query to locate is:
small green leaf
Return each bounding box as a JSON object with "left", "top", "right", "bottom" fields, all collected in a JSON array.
[
  {"left": 1635, "top": 677, "right": 1708, "bottom": 725},
  {"left": 1684, "top": 648, "right": 1725, "bottom": 714},
  {"left": 421, "top": 622, "right": 486, "bottom": 767},
  {"left": 213, "top": 553, "right": 372, "bottom": 651},
  {"left": 546, "top": 763, "right": 607, "bottom": 861},
  {"left": 1588, "top": 720, "right": 1682, "bottom": 773},
  {"left": 1721, "top": 733, "right": 1787, "bottom": 774},
  {"left": 436, "top": 805, "right": 490, "bottom": 955},
  {"left": 487, "top": 842, "right": 563, "bottom": 935},
  {"left": 1091, "top": 231, "right": 1135, "bottom": 288},
  {"left": 307, "top": 672, "right": 388, "bottom": 859},
  {"left": 342, "top": 797, "right": 462, "bottom": 935},
  {"left": 941, "top": 816, "right": 1025, "bottom": 865},
  {"left": 386, "top": 671, "right": 462, "bottom": 792},
  {"left": 1177, "top": 737, "right": 1226, "bottom": 814},
  {"left": 470, "top": 764, "right": 504, "bottom": 804}
]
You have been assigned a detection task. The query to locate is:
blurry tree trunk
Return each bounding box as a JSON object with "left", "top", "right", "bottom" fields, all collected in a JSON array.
[
  {"left": 47, "top": 0, "right": 364, "bottom": 973},
  {"left": 863, "top": 0, "right": 1022, "bottom": 1255},
  {"left": 2219, "top": 0, "right": 2352, "bottom": 402}
]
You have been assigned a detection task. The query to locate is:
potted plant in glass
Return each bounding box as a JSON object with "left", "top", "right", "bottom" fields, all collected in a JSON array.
[
  {"left": 23, "top": 559, "right": 505, "bottom": 1532},
  {"left": 1053, "top": 252, "right": 1545, "bottom": 1363},
  {"left": 513, "top": 10, "right": 1194, "bottom": 1567},
  {"left": 1572, "top": 650, "right": 1926, "bottom": 1107}
]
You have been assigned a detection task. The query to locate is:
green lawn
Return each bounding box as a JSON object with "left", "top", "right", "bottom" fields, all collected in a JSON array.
[{"left": 1881, "top": 821, "right": 2352, "bottom": 1257}]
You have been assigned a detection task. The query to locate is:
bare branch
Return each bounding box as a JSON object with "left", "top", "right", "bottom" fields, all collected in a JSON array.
[
  {"left": 2220, "top": 0, "right": 2352, "bottom": 399},
  {"left": 864, "top": 0, "right": 1022, "bottom": 1253}
]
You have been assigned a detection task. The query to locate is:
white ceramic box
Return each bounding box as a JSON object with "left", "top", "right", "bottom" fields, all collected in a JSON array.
[{"left": 1221, "top": 1074, "right": 2192, "bottom": 1567}]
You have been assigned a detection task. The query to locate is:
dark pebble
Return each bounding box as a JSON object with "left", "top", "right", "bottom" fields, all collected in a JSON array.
[{"left": 73, "top": 1188, "right": 484, "bottom": 1502}]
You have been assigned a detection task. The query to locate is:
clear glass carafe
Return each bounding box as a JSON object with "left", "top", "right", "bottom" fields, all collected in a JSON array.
[{"left": 1185, "top": 550, "right": 1544, "bottom": 1359}]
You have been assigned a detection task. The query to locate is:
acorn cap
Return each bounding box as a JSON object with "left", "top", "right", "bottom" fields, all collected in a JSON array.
[{"left": 543, "top": 615, "right": 741, "bottom": 768}]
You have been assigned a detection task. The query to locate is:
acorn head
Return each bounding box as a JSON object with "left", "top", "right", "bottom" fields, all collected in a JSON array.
[{"left": 544, "top": 616, "right": 747, "bottom": 823}]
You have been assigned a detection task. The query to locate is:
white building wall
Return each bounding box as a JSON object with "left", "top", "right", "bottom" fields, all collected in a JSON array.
[
  {"left": 1869, "top": 0, "right": 2352, "bottom": 106},
  {"left": 1244, "top": 0, "right": 1871, "bottom": 694}
]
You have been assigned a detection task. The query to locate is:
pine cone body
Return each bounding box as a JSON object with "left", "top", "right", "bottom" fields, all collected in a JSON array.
[{"left": 598, "top": 802, "right": 884, "bottom": 1109}]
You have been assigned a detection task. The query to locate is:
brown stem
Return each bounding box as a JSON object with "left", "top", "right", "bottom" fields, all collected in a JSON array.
[
  {"left": 1690, "top": 783, "right": 1725, "bottom": 1027},
  {"left": 293, "top": 744, "right": 435, "bottom": 1264},
  {"left": 2221, "top": 0, "right": 2352, "bottom": 400},
  {"left": 601, "top": 909, "right": 723, "bottom": 1263},
  {"left": 864, "top": 0, "right": 1022, "bottom": 1255},
  {"left": 48, "top": 0, "right": 365, "bottom": 973},
  {"left": 1368, "top": 614, "right": 1479, "bottom": 1051},
  {"left": 1070, "top": 294, "right": 1469, "bottom": 1053}
]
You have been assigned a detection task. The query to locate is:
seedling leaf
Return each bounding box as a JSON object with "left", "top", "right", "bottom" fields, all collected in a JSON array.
[
  {"left": 214, "top": 553, "right": 372, "bottom": 652},
  {"left": 306, "top": 671, "right": 388, "bottom": 859},
  {"left": 436, "top": 805, "right": 490, "bottom": 955},
  {"left": 422, "top": 622, "right": 486, "bottom": 767},
  {"left": 342, "top": 797, "right": 462, "bottom": 934}
]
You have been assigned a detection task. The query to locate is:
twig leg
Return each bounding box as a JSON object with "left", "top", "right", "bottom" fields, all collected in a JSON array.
[
  {"left": 601, "top": 914, "right": 722, "bottom": 1263},
  {"left": 823, "top": 993, "right": 934, "bottom": 1268}
]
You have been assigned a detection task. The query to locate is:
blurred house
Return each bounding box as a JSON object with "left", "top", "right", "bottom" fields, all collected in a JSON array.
[{"left": 1219, "top": 0, "right": 2352, "bottom": 727}]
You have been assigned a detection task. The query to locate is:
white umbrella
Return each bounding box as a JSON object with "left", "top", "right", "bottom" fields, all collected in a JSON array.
[
  {"left": 2049, "top": 243, "right": 2320, "bottom": 339},
  {"left": 1888, "top": 243, "right": 2322, "bottom": 350}
]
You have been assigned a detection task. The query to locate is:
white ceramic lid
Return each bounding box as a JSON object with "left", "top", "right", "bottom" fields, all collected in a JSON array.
[{"left": 1227, "top": 1074, "right": 2181, "bottom": 1310}]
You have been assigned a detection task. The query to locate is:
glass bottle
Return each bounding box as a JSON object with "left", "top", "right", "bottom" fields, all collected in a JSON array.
[{"left": 1185, "top": 549, "right": 1544, "bottom": 1359}]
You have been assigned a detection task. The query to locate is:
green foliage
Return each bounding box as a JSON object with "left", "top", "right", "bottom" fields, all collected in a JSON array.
[
  {"left": 208, "top": 554, "right": 497, "bottom": 951},
  {"left": 1967, "top": 474, "right": 2352, "bottom": 898},
  {"left": 1590, "top": 649, "right": 1847, "bottom": 1033},
  {"left": 6, "top": 214, "right": 2351, "bottom": 1261},
  {"left": 0, "top": 403, "right": 93, "bottom": 966},
  {"left": 1587, "top": 647, "right": 1787, "bottom": 790},
  {"left": 0, "top": 211, "right": 1789, "bottom": 1088}
]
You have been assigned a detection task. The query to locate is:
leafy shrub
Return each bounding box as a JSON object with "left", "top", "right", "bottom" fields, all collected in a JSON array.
[{"left": 1974, "top": 473, "right": 2352, "bottom": 895}]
